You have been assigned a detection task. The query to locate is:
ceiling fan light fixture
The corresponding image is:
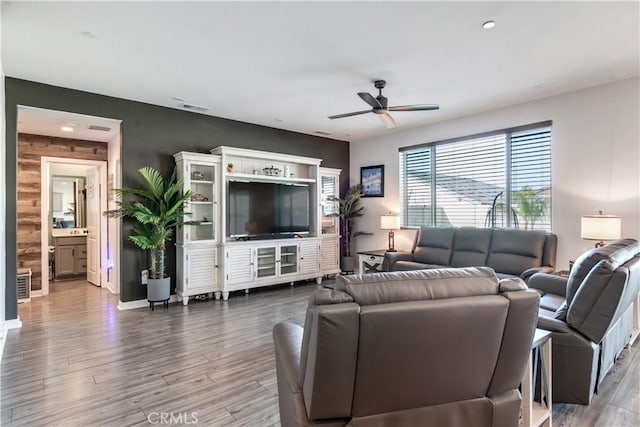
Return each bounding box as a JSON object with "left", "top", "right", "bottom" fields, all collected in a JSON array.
[
  {"left": 482, "top": 20, "right": 496, "bottom": 29},
  {"left": 328, "top": 80, "right": 439, "bottom": 128}
]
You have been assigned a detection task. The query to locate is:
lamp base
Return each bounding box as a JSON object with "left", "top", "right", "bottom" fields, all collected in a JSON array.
[{"left": 387, "top": 230, "right": 395, "bottom": 252}]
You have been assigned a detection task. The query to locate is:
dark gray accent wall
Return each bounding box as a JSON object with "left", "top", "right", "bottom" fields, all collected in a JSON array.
[{"left": 4, "top": 77, "right": 350, "bottom": 320}]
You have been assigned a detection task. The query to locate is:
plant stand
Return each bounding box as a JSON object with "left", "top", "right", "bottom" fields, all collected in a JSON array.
[{"left": 148, "top": 298, "right": 170, "bottom": 310}]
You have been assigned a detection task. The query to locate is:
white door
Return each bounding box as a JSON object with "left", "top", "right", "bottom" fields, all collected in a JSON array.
[{"left": 86, "top": 167, "right": 101, "bottom": 286}]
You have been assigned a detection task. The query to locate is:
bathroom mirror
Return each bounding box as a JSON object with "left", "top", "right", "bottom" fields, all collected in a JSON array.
[{"left": 51, "top": 176, "right": 86, "bottom": 228}]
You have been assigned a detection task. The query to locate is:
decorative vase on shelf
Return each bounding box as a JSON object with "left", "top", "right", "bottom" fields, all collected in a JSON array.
[{"left": 226, "top": 163, "right": 234, "bottom": 173}]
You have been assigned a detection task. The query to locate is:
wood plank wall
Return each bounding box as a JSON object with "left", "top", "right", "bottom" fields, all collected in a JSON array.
[{"left": 17, "top": 133, "right": 108, "bottom": 291}]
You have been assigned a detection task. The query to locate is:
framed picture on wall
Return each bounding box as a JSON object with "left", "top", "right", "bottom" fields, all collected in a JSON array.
[{"left": 360, "top": 165, "right": 384, "bottom": 197}]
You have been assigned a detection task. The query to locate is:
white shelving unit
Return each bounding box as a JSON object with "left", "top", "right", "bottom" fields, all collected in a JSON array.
[
  {"left": 173, "top": 147, "right": 338, "bottom": 302},
  {"left": 174, "top": 152, "right": 221, "bottom": 305},
  {"left": 223, "top": 238, "right": 320, "bottom": 299},
  {"left": 319, "top": 167, "right": 342, "bottom": 277}
]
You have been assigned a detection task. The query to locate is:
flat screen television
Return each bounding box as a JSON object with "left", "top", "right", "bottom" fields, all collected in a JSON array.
[{"left": 227, "top": 181, "right": 310, "bottom": 238}]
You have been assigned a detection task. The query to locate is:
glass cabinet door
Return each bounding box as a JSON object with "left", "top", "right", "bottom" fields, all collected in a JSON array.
[
  {"left": 279, "top": 244, "right": 298, "bottom": 275},
  {"left": 320, "top": 174, "right": 339, "bottom": 235},
  {"left": 187, "top": 162, "right": 216, "bottom": 242},
  {"left": 256, "top": 246, "right": 277, "bottom": 278}
]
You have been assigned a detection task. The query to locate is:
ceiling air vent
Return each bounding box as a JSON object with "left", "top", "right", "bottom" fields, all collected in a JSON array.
[
  {"left": 89, "top": 125, "right": 112, "bottom": 132},
  {"left": 180, "top": 103, "right": 209, "bottom": 113}
]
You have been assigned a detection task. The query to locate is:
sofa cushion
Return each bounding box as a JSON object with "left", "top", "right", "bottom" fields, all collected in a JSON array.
[
  {"left": 335, "top": 267, "right": 499, "bottom": 306},
  {"left": 539, "top": 293, "right": 565, "bottom": 312},
  {"left": 413, "top": 227, "right": 456, "bottom": 266},
  {"left": 450, "top": 227, "right": 493, "bottom": 268},
  {"left": 565, "top": 239, "right": 640, "bottom": 305},
  {"left": 567, "top": 255, "right": 640, "bottom": 342},
  {"left": 486, "top": 229, "right": 546, "bottom": 276}
]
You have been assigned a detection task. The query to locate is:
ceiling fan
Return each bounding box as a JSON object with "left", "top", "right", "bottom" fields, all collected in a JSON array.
[{"left": 328, "top": 80, "right": 439, "bottom": 129}]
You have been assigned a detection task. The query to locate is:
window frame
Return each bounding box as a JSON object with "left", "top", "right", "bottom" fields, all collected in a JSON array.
[{"left": 399, "top": 121, "right": 552, "bottom": 230}]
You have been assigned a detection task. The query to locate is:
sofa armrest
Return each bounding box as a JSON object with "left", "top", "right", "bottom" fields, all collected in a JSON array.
[
  {"left": 382, "top": 251, "right": 414, "bottom": 271},
  {"left": 527, "top": 272, "right": 568, "bottom": 297},
  {"left": 273, "top": 322, "right": 304, "bottom": 393},
  {"left": 537, "top": 315, "right": 573, "bottom": 334},
  {"left": 520, "top": 266, "right": 555, "bottom": 282}
]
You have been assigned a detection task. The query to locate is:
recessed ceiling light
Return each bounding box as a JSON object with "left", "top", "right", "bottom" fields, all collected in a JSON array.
[
  {"left": 482, "top": 20, "right": 496, "bottom": 29},
  {"left": 60, "top": 126, "right": 74, "bottom": 132},
  {"left": 81, "top": 31, "right": 96, "bottom": 38},
  {"left": 275, "top": 118, "right": 284, "bottom": 122}
]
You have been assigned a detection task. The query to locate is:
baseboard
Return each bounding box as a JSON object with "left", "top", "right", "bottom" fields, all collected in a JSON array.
[
  {"left": 5, "top": 318, "right": 22, "bottom": 330},
  {"left": 117, "top": 295, "right": 179, "bottom": 310},
  {"left": 105, "top": 282, "right": 120, "bottom": 295}
]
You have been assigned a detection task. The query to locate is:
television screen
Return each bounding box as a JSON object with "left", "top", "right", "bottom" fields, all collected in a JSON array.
[{"left": 227, "top": 181, "right": 310, "bottom": 238}]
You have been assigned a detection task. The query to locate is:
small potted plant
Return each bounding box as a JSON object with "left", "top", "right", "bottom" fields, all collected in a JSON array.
[
  {"left": 328, "top": 184, "right": 371, "bottom": 272},
  {"left": 105, "top": 166, "right": 198, "bottom": 308},
  {"left": 227, "top": 163, "right": 234, "bottom": 173}
]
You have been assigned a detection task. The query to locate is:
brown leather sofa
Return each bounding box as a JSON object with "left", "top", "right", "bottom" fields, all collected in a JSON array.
[
  {"left": 383, "top": 227, "right": 557, "bottom": 281},
  {"left": 527, "top": 239, "right": 640, "bottom": 404},
  {"left": 273, "top": 267, "right": 540, "bottom": 426}
]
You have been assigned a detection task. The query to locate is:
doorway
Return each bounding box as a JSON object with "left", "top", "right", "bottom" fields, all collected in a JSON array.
[
  {"left": 41, "top": 157, "right": 107, "bottom": 294},
  {"left": 17, "top": 106, "right": 122, "bottom": 299}
]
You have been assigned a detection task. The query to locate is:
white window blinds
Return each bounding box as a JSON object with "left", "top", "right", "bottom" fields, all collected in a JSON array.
[
  {"left": 399, "top": 122, "right": 552, "bottom": 230},
  {"left": 510, "top": 127, "right": 552, "bottom": 230},
  {"left": 435, "top": 135, "right": 505, "bottom": 227}
]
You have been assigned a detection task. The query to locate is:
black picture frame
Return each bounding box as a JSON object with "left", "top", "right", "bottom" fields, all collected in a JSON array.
[{"left": 360, "top": 165, "right": 385, "bottom": 197}]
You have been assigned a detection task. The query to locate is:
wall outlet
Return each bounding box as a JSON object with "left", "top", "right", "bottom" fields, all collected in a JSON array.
[{"left": 141, "top": 269, "right": 149, "bottom": 285}]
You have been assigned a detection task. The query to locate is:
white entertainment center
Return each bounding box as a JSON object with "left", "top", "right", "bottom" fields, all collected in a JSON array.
[{"left": 174, "top": 147, "right": 341, "bottom": 304}]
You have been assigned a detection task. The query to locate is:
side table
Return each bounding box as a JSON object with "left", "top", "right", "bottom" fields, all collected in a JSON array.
[
  {"left": 357, "top": 250, "right": 387, "bottom": 274},
  {"left": 521, "top": 328, "right": 552, "bottom": 427}
]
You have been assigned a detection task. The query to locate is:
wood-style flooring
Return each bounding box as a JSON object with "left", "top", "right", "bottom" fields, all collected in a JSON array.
[{"left": 1, "top": 279, "right": 639, "bottom": 427}]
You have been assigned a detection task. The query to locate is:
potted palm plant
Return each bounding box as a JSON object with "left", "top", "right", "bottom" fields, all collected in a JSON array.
[
  {"left": 328, "top": 184, "right": 371, "bottom": 272},
  {"left": 105, "top": 166, "right": 198, "bottom": 307}
]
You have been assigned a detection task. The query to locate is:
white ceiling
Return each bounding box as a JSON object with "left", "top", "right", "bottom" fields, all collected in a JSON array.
[
  {"left": 2, "top": 1, "right": 639, "bottom": 142},
  {"left": 18, "top": 106, "right": 121, "bottom": 142}
]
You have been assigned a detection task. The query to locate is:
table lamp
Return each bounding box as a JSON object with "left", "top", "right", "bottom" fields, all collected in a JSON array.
[
  {"left": 580, "top": 210, "right": 621, "bottom": 248},
  {"left": 380, "top": 214, "right": 400, "bottom": 252}
]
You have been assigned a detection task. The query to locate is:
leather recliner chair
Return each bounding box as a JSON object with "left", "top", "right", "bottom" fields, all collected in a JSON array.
[
  {"left": 273, "top": 267, "right": 540, "bottom": 426},
  {"left": 527, "top": 239, "right": 640, "bottom": 404}
]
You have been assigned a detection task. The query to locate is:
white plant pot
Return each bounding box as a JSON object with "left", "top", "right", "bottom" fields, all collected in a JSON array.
[{"left": 147, "top": 277, "right": 171, "bottom": 302}]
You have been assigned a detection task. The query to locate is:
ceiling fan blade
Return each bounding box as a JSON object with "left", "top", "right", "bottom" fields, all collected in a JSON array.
[
  {"left": 388, "top": 104, "right": 440, "bottom": 112},
  {"left": 378, "top": 111, "right": 397, "bottom": 129},
  {"left": 358, "top": 92, "right": 382, "bottom": 109},
  {"left": 328, "top": 109, "right": 372, "bottom": 119}
]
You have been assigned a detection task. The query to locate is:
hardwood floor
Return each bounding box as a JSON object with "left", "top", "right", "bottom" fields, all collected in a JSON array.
[{"left": 1, "top": 279, "right": 638, "bottom": 426}]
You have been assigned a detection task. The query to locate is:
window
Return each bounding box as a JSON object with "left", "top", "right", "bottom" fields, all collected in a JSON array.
[{"left": 400, "top": 122, "right": 552, "bottom": 230}]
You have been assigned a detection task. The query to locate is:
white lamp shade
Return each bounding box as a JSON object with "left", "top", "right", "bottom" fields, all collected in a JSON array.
[
  {"left": 380, "top": 214, "right": 400, "bottom": 230},
  {"left": 581, "top": 215, "right": 621, "bottom": 241}
]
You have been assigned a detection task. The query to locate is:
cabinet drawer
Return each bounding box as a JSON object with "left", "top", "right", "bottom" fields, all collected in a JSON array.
[
  {"left": 75, "top": 259, "right": 87, "bottom": 273},
  {"left": 76, "top": 245, "right": 87, "bottom": 259},
  {"left": 54, "top": 236, "right": 87, "bottom": 246}
]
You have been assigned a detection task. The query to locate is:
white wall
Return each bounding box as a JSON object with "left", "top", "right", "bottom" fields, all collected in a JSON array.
[
  {"left": 350, "top": 78, "right": 640, "bottom": 270},
  {"left": 0, "top": 7, "right": 7, "bottom": 351},
  {"left": 106, "top": 131, "right": 121, "bottom": 295}
]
